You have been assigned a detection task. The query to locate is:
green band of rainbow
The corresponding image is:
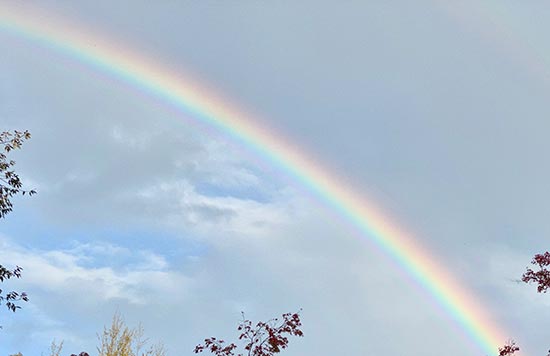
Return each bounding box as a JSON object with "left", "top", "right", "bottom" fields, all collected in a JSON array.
[{"left": 0, "top": 4, "right": 510, "bottom": 354}]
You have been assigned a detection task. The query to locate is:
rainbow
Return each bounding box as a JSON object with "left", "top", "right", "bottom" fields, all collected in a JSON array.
[{"left": 0, "top": 4, "right": 511, "bottom": 355}]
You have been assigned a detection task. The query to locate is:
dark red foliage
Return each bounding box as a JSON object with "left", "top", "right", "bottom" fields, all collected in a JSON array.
[
  {"left": 522, "top": 252, "right": 550, "bottom": 293},
  {"left": 194, "top": 311, "right": 303, "bottom": 356},
  {"left": 498, "top": 341, "right": 520, "bottom": 356},
  {"left": 194, "top": 337, "right": 237, "bottom": 356},
  {"left": 501, "top": 251, "right": 550, "bottom": 355}
]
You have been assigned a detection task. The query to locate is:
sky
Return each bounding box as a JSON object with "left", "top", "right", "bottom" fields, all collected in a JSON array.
[{"left": 1, "top": 1, "right": 550, "bottom": 355}]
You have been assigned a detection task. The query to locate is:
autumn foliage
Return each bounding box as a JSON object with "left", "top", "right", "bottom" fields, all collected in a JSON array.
[
  {"left": 497, "top": 251, "right": 550, "bottom": 355},
  {"left": 499, "top": 341, "right": 520, "bottom": 356},
  {"left": 194, "top": 311, "right": 303, "bottom": 356},
  {"left": 522, "top": 252, "right": 550, "bottom": 293},
  {"left": 97, "top": 313, "right": 166, "bottom": 356}
]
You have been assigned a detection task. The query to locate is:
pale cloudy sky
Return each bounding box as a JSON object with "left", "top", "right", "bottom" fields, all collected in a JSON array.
[{"left": 1, "top": 1, "right": 550, "bottom": 355}]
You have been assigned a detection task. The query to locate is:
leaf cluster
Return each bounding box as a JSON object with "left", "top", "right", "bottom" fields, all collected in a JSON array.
[
  {"left": 194, "top": 311, "right": 303, "bottom": 356},
  {"left": 499, "top": 341, "right": 520, "bottom": 356},
  {"left": 0, "top": 130, "right": 36, "bottom": 219},
  {"left": 0, "top": 265, "right": 28, "bottom": 313},
  {"left": 522, "top": 251, "right": 550, "bottom": 293}
]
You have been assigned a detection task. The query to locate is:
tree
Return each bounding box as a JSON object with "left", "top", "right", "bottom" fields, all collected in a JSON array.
[
  {"left": 47, "top": 312, "right": 165, "bottom": 356},
  {"left": 498, "top": 251, "right": 550, "bottom": 356},
  {"left": 49, "top": 339, "right": 64, "bottom": 356},
  {"left": 194, "top": 311, "right": 303, "bottom": 356},
  {"left": 0, "top": 130, "right": 33, "bottom": 318},
  {"left": 96, "top": 312, "right": 166, "bottom": 356},
  {"left": 0, "top": 130, "right": 36, "bottom": 218}
]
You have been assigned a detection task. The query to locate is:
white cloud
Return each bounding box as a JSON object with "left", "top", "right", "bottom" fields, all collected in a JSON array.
[
  {"left": 0, "top": 236, "right": 190, "bottom": 306},
  {"left": 134, "top": 179, "right": 295, "bottom": 237}
]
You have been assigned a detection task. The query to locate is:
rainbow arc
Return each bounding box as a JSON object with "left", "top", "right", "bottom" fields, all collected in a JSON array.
[{"left": 0, "top": 4, "right": 511, "bottom": 355}]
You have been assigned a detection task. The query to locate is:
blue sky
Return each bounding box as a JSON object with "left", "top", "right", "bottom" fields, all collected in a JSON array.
[{"left": 2, "top": 1, "right": 550, "bottom": 355}]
